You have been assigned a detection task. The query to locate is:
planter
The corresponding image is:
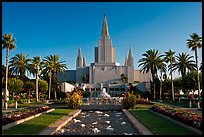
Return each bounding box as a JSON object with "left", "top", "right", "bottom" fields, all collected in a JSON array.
[
  {"left": 2, "top": 105, "right": 55, "bottom": 130},
  {"left": 150, "top": 105, "right": 202, "bottom": 131},
  {"left": 2, "top": 108, "right": 55, "bottom": 131}
]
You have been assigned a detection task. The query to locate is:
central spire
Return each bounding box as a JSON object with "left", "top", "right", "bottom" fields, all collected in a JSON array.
[{"left": 101, "top": 15, "right": 109, "bottom": 36}]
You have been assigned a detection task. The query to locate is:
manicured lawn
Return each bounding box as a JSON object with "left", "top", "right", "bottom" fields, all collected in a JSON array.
[
  {"left": 2, "top": 108, "right": 73, "bottom": 135},
  {"left": 150, "top": 99, "right": 199, "bottom": 108},
  {"left": 129, "top": 109, "right": 197, "bottom": 135}
]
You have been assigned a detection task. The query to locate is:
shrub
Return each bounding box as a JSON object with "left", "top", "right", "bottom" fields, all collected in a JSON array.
[
  {"left": 67, "top": 91, "right": 83, "bottom": 109},
  {"left": 121, "top": 92, "right": 136, "bottom": 109},
  {"left": 82, "top": 91, "right": 90, "bottom": 98}
]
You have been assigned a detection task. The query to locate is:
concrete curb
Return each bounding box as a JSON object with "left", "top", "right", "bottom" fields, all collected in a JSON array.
[
  {"left": 149, "top": 110, "right": 202, "bottom": 135},
  {"left": 122, "top": 109, "right": 153, "bottom": 135},
  {"left": 38, "top": 109, "right": 81, "bottom": 135},
  {"left": 2, "top": 108, "right": 55, "bottom": 131}
]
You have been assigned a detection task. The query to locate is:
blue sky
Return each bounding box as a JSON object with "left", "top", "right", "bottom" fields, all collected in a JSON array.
[{"left": 2, "top": 2, "right": 202, "bottom": 79}]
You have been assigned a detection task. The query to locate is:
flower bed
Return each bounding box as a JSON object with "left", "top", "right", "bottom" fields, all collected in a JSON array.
[
  {"left": 136, "top": 99, "right": 154, "bottom": 105},
  {"left": 150, "top": 105, "right": 202, "bottom": 131},
  {"left": 2, "top": 105, "right": 51, "bottom": 126}
]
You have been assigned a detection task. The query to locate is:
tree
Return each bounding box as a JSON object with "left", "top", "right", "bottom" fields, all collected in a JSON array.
[
  {"left": 182, "top": 71, "right": 197, "bottom": 93},
  {"left": 43, "top": 55, "right": 67, "bottom": 100},
  {"left": 2, "top": 33, "right": 16, "bottom": 109},
  {"left": 38, "top": 79, "right": 48, "bottom": 101},
  {"left": 29, "top": 56, "right": 44, "bottom": 102},
  {"left": 157, "top": 59, "right": 166, "bottom": 100},
  {"left": 172, "top": 52, "right": 196, "bottom": 94},
  {"left": 162, "top": 78, "right": 171, "bottom": 98},
  {"left": 172, "top": 52, "right": 196, "bottom": 79},
  {"left": 138, "top": 49, "right": 163, "bottom": 99},
  {"left": 7, "top": 78, "right": 24, "bottom": 99},
  {"left": 186, "top": 32, "right": 202, "bottom": 108},
  {"left": 164, "top": 49, "right": 176, "bottom": 100},
  {"left": 24, "top": 81, "right": 35, "bottom": 103},
  {"left": 9, "top": 53, "right": 30, "bottom": 80},
  {"left": 182, "top": 70, "right": 202, "bottom": 94}
]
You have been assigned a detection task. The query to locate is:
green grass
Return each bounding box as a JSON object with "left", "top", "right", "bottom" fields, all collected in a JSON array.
[
  {"left": 129, "top": 109, "right": 197, "bottom": 135},
  {"left": 2, "top": 108, "right": 73, "bottom": 135},
  {"left": 150, "top": 99, "right": 198, "bottom": 108}
]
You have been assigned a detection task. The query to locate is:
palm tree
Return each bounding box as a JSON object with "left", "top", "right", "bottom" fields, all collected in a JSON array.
[
  {"left": 172, "top": 52, "right": 196, "bottom": 95},
  {"left": 29, "top": 56, "right": 44, "bottom": 102},
  {"left": 158, "top": 59, "right": 166, "bottom": 100},
  {"left": 138, "top": 49, "right": 163, "bottom": 99},
  {"left": 172, "top": 52, "right": 196, "bottom": 79},
  {"left": 164, "top": 49, "right": 176, "bottom": 100},
  {"left": 186, "top": 32, "right": 202, "bottom": 108},
  {"left": 9, "top": 53, "right": 31, "bottom": 80},
  {"left": 43, "top": 55, "right": 67, "bottom": 100},
  {"left": 2, "top": 33, "right": 16, "bottom": 110}
]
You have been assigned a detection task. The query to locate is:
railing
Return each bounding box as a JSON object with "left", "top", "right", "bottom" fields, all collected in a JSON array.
[{"left": 86, "top": 97, "right": 123, "bottom": 105}]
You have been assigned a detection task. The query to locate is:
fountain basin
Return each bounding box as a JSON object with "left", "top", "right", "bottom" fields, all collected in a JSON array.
[{"left": 55, "top": 110, "right": 141, "bottom": 135}]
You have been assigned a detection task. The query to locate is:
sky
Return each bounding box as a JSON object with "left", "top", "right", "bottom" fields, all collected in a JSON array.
[{"left": 2, "top": 2, "right": 202, "bottom": 79}]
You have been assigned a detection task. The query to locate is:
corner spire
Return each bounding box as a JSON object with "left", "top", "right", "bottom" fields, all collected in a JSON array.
[
  {"left": 101, "top": 15, "right": 109, "bottom": 36},
  {"left": 83, "top": 57, "right": 86, "bottom": 67},
  {"left": 78, "top": 48, "right": 82, "bottom": 58},
  {"left": 124, "top": 55, "right": 128, "bottom": 66},
  {"left": 128, "top": 47, "right": 133, "bottom": 59},
  {"left": 127, "top": 47, "right": 134, "bottom": 66},
  {"left": 76, "top": 48, "right": 83, "bottom": 68}
]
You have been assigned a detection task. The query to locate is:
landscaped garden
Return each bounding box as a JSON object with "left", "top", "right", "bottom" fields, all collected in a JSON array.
[
  {"left": 2, "top": 108, "right": 73, "bottom": 135},
  {"left": 121, "top": 92, "right": 201, "bottom": 135},
  {"left": 2, "top": 31, "right": 202, "bottom": 135},
  {"left": 150, "top": 104, "right": 202, "bottom": 131},
  {"left": 129, "top": 109, "right": 197, "bottom": 135},
  {"left": 2, "top": 105, "right": 52, "bottom": 126}
]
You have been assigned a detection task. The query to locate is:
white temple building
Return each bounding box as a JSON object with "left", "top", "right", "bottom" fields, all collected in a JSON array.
[{"left": 57, "top": 15, "right": 151, "bottom": 96}]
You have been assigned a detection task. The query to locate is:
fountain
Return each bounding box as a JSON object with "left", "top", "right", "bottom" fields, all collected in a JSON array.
[
  {"left": 54, "top": 88, "right": 140, "bottom": 135},
  {"left": 99, "top": 88, "right": 111, "bottom": 98},
  {"left": 55, "top": 110, "right": 140, "bottom": 135}
]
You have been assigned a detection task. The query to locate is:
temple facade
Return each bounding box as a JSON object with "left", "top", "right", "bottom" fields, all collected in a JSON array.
[{"left": 57, "top": 15, "right": 151, "bottom": 95}]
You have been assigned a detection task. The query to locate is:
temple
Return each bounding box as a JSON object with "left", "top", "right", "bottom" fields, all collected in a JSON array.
[{"left": 57, "top": 15, "right": 151, "bottom": 96}]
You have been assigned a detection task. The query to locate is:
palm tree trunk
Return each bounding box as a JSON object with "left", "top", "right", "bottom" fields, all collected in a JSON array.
[
  {"left": 35, "top": 66, "right": 39, "bottom": 102},
  {"left": 195, "top": 48, "right": 200, "bottom": 108},
  {"left": 53, "top": 73, "right": 57, "bottom": 100},
  {"left": 160, "top": 71, "right": 162, "bottom": 100},
  {"left": 151, "top": 69, "right": 156, "bottom": 99},
  {"left": 170, "top": 61, "right": 175, "bottom": 100},
  {"left": 48, "top": 72, "right": 52, "bottom": 100},
  {"left": 5, "top": 47, "right": 9, "bottom": 110},
  {"left": 153, "top": 75, "right": 156, "bottom": 99}
]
